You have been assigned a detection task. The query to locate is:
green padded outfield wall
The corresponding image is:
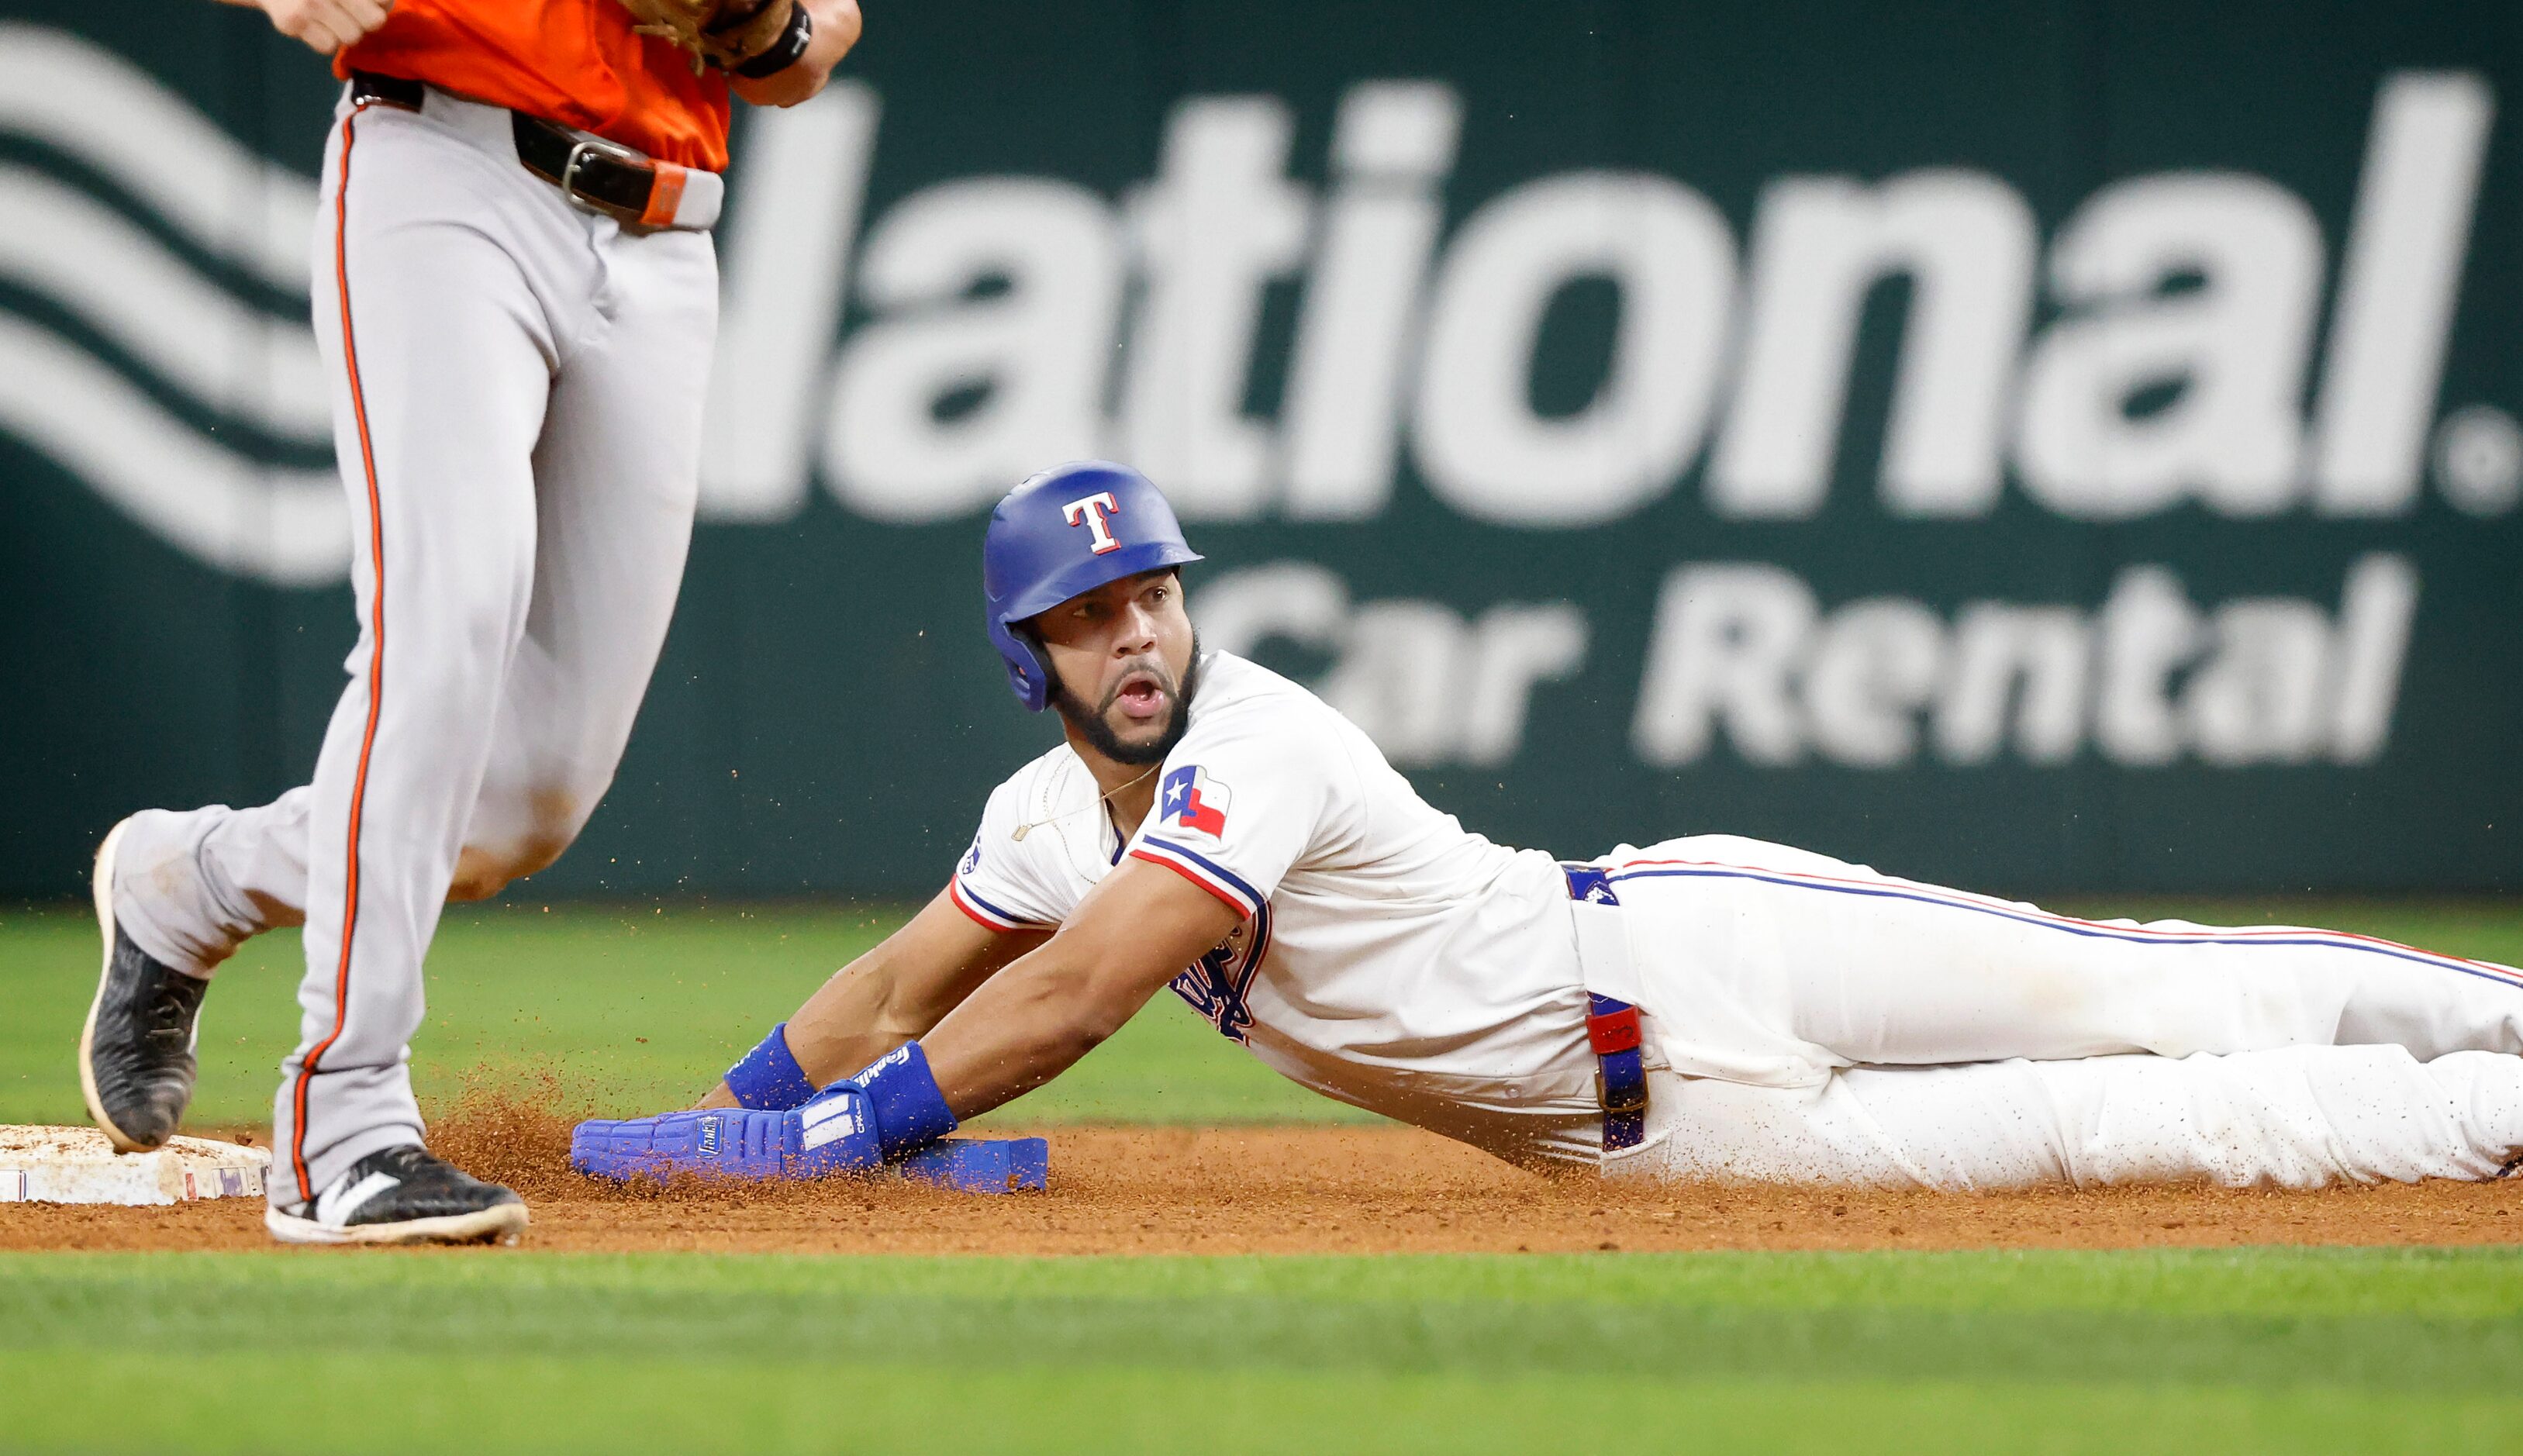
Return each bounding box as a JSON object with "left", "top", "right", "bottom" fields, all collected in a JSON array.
[{"left": 4, "top": 1, "right": 2521, "bottom": 899}]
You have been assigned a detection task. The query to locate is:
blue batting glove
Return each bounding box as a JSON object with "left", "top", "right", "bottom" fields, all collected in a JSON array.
[
  {"left": 571, "top": 1090, "right": 880, "bottom": 1182},
  {"left": 792, "top": 1080, "right": 882, "bottom": 1169}
]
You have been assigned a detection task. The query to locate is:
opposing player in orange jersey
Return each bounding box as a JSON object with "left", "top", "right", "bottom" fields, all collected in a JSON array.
[{"left": 78, "top": 0, "right": 859, "bottom": 1244}]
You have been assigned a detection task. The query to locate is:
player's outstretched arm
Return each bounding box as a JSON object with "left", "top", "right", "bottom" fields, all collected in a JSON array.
[
  {"left": 918, "top": 858, "right": 1241, "bottom": 1120},
  {"left": 574, "top": 863, "right": 1226, "bottom": 1182},
  {"left": 727, "top": 0, "right": 862, "bottom": 109},
  {"left": 216, "top": 0, "right": 393, "bottom": 55},
  {"left": 692, "top": 888, "right": 1042, "bottom": 1109}
]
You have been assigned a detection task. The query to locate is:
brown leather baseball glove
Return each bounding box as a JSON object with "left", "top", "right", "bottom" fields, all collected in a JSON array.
[{"left": 615, "top": 0, "right": 798, "bottom": 74}]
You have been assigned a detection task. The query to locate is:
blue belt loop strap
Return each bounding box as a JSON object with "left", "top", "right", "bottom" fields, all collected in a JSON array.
[
  {"left": 1563, "top": 863, "right": 1648, "bottom": 1152},
  {"left": 1588, "top": 992, "right": 1649, "bottom": 1151}
]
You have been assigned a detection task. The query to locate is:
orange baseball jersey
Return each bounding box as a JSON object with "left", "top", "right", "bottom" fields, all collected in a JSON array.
[{"left": 338, "top": 0, "right": 733, "bottom": 171}]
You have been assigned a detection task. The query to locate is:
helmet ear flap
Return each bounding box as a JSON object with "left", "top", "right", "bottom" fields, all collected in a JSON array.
[
  {"left": 997, "top": 620, "right": 1058, "bottom": 713},
  {"left": 1018, "top": 626, "right": 1061, "bottom": 710},
  {"left": 987, "top": 613, "right": 1047, "bottom": 712}
]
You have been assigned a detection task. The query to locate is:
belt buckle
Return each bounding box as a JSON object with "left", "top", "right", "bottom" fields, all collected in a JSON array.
[
  {"left": 558, "top": 133, "right": 646, "bottom": 216},
  {"left": 1593, "top": 1068, "right": 1648, "bottom": 1116}
]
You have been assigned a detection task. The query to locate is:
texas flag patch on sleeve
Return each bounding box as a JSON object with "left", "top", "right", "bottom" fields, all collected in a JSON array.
[
  {"left": 1158, "top": 764, "right": 1230, "bottom": 840},
  {"left": 1133, "top": 764, "right": 1262, "bottom": 919}
]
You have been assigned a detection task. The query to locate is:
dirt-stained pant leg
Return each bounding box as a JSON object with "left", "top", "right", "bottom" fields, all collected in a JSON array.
[
  {"left": 1605, "top": 1048, "right": 2523, "bottom": 1189},
  {"left": 273, "top": 94, "right": 711, "bottom": 1202},
  {"left": 270, "top": 95, "right": 561, "bottom": 1202},
  {"left": 112, "top": 788, "right": 318, "bottom": 978},
  {"left": 110, "top": 89, "right": 709, "bottom": 1204},
  {"left": 110, "top": 95, "right": 710, "bottom": 960},
  {"left": 114, "top": 92, "right": 713, "bottom": 982},
  {"left": 454, "top": 178, "right": 711, "bottom": 900}
]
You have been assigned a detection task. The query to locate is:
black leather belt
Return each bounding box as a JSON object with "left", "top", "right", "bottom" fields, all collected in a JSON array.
[{"left": 349, "top": 71, "right": 704, "bottom": 229}]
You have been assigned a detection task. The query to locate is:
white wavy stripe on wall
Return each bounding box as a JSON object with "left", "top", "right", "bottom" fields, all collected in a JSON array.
[
  {"left": 0, "top": 165, "right": 330, "bottom": 442},
  {"left": 0, "top": 316, "right": 345, "bottom": 585},
  {"left": 0, "top": 22, "right": 317, "bottom": 295}
]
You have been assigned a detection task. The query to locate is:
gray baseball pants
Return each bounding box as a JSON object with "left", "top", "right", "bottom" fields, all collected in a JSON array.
[{"left": 111, "top": 85, "right": 714, "bottom": 1203}]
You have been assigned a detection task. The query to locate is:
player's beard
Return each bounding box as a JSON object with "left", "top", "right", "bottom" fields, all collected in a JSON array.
[{"left": 1053, "top": 635, "right": 1203, "bottom": 767}]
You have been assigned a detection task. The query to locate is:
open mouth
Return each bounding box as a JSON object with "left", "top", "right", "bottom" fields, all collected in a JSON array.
[{"left": 1110, "top": 669, "right": 1169, "bottom": 723}]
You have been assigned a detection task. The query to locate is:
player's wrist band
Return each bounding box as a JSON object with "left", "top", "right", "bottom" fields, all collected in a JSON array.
[
  {"left": 733, "top": 3, "right": 814, "bottom": 78},
  {"left": 851, "top": 1041, "right": 959, "bottom": 1158},
  {"left": 725, "top": 1023, "right": 817, "bottom": 1109}
]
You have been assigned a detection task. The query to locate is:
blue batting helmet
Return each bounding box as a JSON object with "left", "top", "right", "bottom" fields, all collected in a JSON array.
[{"left": 982, "top": 461, "right": 1203, "bottom": 711}]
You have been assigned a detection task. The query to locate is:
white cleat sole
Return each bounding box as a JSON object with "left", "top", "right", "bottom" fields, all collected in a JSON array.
[
  {"left": 264, "top": 1200, "right": 530, "bottom": 1247},
  {"left": 78, "top": 817, "right": 151, "bottom": 1154}
]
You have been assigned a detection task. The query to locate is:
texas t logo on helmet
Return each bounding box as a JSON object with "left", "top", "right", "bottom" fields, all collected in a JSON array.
[
  {"left": 981, "top": 461, "right": 1203, "bottom": 712},
  {"left": 1061, "top": 492, "right": 1123, "bottom": 554}
]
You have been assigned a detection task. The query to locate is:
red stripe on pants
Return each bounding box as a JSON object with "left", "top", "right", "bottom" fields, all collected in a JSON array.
[{"left": 292, "top": 105, "right": 388, "bottom": 1203}]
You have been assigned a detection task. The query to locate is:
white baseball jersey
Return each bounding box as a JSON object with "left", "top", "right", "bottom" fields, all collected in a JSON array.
[{"left": 950, "top": 652, "right": 1606, "bottom": 1166}]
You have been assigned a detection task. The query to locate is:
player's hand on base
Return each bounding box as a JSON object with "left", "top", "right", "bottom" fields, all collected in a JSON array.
[
  {"left": 571, "top": 1088, "right": 879, "bottom": 1182},
  {"left": 233, "top": 0, "right": 395, "bottom": 56}
]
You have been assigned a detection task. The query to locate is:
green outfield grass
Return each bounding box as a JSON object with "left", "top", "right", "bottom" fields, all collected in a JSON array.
[
  {"left": 2, "top": 899, "right": 2518, "bottom": 1454},
  {"left": 0, "top": 1247, "right": 2517, "bottom": 1453}
]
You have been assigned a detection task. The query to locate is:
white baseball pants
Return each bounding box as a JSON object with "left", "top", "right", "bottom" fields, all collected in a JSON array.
[
  {"left": 112, "top": 86, "right": 714, "bottom": 1202},
  {"left": 1596, "top": 837, "right": 2523, "bottom": 1189}
]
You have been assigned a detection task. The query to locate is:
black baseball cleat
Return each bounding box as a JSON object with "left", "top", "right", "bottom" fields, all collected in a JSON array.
[
  {"left": 80, "top": 819, "right": 209, "bottom": 1152},
  {"left": 265, "top": 1144, "right": 530, "bottom": 1246}
]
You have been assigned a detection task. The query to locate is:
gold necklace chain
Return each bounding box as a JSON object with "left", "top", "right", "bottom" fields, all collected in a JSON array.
[{"left": 1010, "top": 761, "right": 1161, "bottom": 843}]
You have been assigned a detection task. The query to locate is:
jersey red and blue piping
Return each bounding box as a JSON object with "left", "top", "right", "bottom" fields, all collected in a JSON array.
[
  {"left": 1130, "top": 835, "right": 1265, "bottom": 919},
  {"left": 948, "top": 875, "right": 1048, "bottom": 933}
]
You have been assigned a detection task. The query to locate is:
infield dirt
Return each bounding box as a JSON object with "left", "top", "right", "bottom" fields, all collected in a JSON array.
[{"left": 2, "top": 1096, "right": 2518, "bottom": 1254}]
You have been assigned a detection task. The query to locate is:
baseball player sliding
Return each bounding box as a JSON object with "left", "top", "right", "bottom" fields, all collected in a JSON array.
[
  {"left": 575, "top": 462, "right": 2523, "bottom": 1192},
  {"left": 78, "top": 0, "right": 859, "bottom": 1244}
]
